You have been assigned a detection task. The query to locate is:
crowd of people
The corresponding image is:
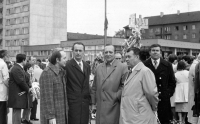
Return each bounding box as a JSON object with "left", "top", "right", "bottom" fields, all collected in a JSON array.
[{"left": 1, "top": 42, "right": 200, "bottom": 124}]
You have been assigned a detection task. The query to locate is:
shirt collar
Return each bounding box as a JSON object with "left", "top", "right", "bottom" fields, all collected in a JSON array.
[
  {"left": 17, "top": 63, "right": 23, "bottom": 69},
  {"left": 74, "top": 58, "right": 83, "bottom": 65},
  {"left": 131, "top": 62, "right": 141, "bottom": 72},
  {"left": 105, "top": 59, "right": 115, "bottom": 66},
  {"left": 151, "top": 58, "right": 160, "bottom": 65}
]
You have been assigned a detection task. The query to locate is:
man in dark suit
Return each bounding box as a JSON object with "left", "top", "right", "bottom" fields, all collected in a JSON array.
[
  {"left": 65, "top": 42, "right": 91, "bottom": 124},
  {"left": 144, "top": 44, "right": 176, "bottom": 124},
  {"left": 8, "top": 54, "right": 32, "bottom": 124}
]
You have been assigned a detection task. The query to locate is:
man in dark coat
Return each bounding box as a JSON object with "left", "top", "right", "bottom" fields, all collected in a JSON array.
[
  {"left": 144, "top": 44, "right": 176, "bottom": 124},
  {"left": 65, "top": 42, "right": 91, "bottom": 124},
  {"left": 8, "top": 54, "right": 31, "bottom": 124}
]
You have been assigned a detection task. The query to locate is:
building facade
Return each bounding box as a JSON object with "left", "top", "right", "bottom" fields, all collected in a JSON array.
[
  {"left": 124, "top": 11, "right": 200, "bottom": 56},
  {"left": 0, "top": 0, "right": 3, "bottom": 49},
  {"left": 4, "top": 0, "right": 67, "bottom": 61}
]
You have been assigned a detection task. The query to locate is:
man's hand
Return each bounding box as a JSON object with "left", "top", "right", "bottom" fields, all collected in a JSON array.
[{"left": 49, "top": 118, "right": 56, "bottom": 124}]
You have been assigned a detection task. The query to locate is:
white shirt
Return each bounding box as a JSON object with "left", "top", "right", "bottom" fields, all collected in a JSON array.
[
  {"left": 151, "top": 58, "right": 160, "bottom": 67},
  {"left": 74, "top": 59, "right": 83, "bottom": 71},
  {"left": 17, "top": 63, "right": 23, "bottom": 69},
  {"left": 0, "top": 58, "right": 9, "bottom": 101}
]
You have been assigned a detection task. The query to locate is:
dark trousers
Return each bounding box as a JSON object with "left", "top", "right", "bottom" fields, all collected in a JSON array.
[
  {"left": 30, "top": 99, "right": 38, "bottom": 119},
  {"left": 12, "top": 108, "right": 21, "bottom": 124},
  {"left": 0, "top": 101, "right": 7, "bottom": 124}
]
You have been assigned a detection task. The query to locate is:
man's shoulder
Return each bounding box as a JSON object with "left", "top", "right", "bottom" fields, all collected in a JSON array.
[{"left": 160, "top": 58, "right": 171, "bottom": 67}]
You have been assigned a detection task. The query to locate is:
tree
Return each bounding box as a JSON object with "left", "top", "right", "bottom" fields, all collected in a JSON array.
[{"left": 114, "top": 29, "right": 125, "bottom": 38}]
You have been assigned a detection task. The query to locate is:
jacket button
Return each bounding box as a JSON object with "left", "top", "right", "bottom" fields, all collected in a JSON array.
[
  {"left": 159, "top": 99, "right": 161, "bottom": 101},
  {"left": 159, "top": 84, "right": 161, "bottom": 87},
  {"left": 159, "top": 92, "right": 161, "bottom": 94}
]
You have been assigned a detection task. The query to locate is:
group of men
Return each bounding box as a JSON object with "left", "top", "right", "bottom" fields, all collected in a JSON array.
[
  {"left": 39, "top": 42, "right": 177, "bottom": 124},
  {"left": 0, "top": 52, "right": 40, "bottom": 124}
]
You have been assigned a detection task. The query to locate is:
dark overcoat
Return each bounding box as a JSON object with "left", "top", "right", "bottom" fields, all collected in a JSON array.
[
  {"left": 8, "top": 63, "right": 30, "bottom": 109},
  {"left": 40, "top": 63, "right": 68, "bottom": 124},
  {"left": 65, "top": 59, "right": 91, "bottom": 124},
  {"left": 144, "top": 58, "right": 176, "bottom": 122}
]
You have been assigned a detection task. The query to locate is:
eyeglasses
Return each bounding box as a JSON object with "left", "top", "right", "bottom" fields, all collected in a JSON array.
[{"left": 115, "top": 58, "right": 122, "bottom": 60}]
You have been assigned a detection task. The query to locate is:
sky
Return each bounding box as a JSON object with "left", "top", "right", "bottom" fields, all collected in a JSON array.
[{"left": 67, "top": 0, "right": 200, "bottom": 36}]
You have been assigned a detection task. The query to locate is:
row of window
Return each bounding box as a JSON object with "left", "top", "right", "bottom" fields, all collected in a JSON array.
[
  {"left": 25, "top": 51, "right": 52, "bottom": 56},
  {"left": 6, "top": 5, "right": 29, "bottom": 15},
  {"left": 6, "top": 0, "right": 28, "bottom": 5},
  {"left": 6, "top": 16, "right": 29, "bottom": 25},
  {"left": 152, "top": 33, "right": 197, "bottom": 40},
  {"left": 149, "top": 25, "right": 196, "bottom": 33},
  {"left": 5, "top": 39, "right": 28, "bottom": 46},
  {"left": 5, "top": 27, "right": 29, "bottom": 36}
]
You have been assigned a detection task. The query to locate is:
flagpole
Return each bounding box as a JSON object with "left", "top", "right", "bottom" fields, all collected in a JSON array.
[{"left": 104, "top": 0, "right": 107, "bottom": 52}]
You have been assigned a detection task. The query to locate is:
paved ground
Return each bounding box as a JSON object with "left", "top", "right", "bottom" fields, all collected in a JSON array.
[{"left": 8, "top": 100, "right": 95, "bottom": 124}]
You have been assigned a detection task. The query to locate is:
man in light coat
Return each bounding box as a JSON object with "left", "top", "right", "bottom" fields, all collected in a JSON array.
[
  {"left": 188, "top": 53, "right": 200, "bottom": 124},
  {"left": 40, "top": 50, "right": 68, "bottom": 124},
  {"left": 120, "top": 47, "right": 159, "bottom": 124},
  {"left": 91, "top": 45, "right": 128, "bottom": 124}
]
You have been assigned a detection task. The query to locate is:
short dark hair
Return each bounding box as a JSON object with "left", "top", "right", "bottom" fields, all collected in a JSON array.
[
  {"left": 37, "top": 59, "right": 41, "bottom": 63},
  {"left": 168, "top": 54, "right": 177, "bottom": 63},
  {"left": 149, "top": 44, "right": 162, "bottom": 52},
  {"left": 177, "top": 61, "right": 186, "bottom": 70},
  {"left": 72, "top": 42, "right": 85, "bottom": 51},
  {"left": 16, "top": 54, "right": 26, "bottom": 63},
  {"left": 0, "top": 50, "right": 8, "bottom": 59},
  {"left": 49, "top": 51, "right": 61, "bottom": 65},
  {"left": 126, "top": 47, "right": 141, "bottom": 60},
  {"left": 24, "top": 63, "right": 32, "bottom": 72},
  {"left": 182, "top": 55, "right": 193, "bottom": 64}
]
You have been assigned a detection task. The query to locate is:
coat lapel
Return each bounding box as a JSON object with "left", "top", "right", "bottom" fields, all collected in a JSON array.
[
  {"left": 72, "top": 59, "right": 84, "bottom": 74},
  {"left": 125, "top": 62, "right": 144, "bottom": 86},
  {"left": 101, "top": 63, "right": 107, "bottom": 79},
  {"left": 155, "top": 59, "right": 165, "bottom": 73}
]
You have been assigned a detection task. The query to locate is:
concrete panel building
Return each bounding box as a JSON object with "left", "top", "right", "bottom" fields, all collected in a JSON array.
[{"left": 4, "top": 0, "right": 67, "bottom": 60}]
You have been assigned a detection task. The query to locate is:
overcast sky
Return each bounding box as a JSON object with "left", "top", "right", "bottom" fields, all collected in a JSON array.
[{"left": 67, "top": 0, "right": 200, "bottom": 36}]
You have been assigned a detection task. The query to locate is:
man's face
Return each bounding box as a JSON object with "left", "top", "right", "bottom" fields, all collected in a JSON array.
[
  {"left": 23, "top": 59, "right": 27, "bottom": 66},
  {"left": 73, "top": 44, "right": 84, "bottom": 61},
  {"left": 149, "top": 47, "right": 161, "bottom": 60},
  {"left": 30, "top": 57, "right": 36, "bottom": 65},
  {"left": 58, "top": 51, "right": 67, "bottom": 68},
  {"left": 125, "top": 50, "right": 138, "bottom": 68},
  {"left": 115, "top": 53, "right": 122, "bottom": 62},
  {"left": 104, "top": 46, "right": 115, "bottom": 63}
]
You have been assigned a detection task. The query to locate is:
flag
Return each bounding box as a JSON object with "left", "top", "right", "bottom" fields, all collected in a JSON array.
[{"left": 104, "top": 17, "right": 108, "bottom": 30}]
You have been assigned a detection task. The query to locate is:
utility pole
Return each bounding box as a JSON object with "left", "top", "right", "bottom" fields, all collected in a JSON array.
[{"left": 104, "top": 0, "right": 107, "bottom": 52}]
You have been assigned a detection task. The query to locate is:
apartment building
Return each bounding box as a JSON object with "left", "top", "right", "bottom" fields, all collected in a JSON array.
[
  {"left": 4, "top": 0, "right": 67, "bottom": 60},
  {"left": 124, "top": 11, "right": 200, "bottom": 55},
  {"left": 0, "top": 0, "right": 3, "bottom": 49}
]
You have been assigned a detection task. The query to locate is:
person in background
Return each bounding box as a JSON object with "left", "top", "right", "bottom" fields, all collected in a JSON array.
[
  {"left": 0, "top": 50, "right": 9, "bottom": 124},
  {"left": 21, "top": 63, "right": 33, "bottom": 124},
  {"left": 115, "top": 53, "right": 123, "bottom": 62},
  {"left": 174, "top": 61, "right": 189, "bottom": 124},
  {"left": 91, "top": 45, "right": 128, "bottom": 124},
  {"left": 188, "top": 53, "right": 200, "bottom": 124},
  {"left": 8, "top": 54, "right": 31, "bottom": 124},
  {"left": 144, "top": 44, "right": 176, "bottom": 124},
  {"left": 36, "top": 59, "right": 46, "bottom": 70}
]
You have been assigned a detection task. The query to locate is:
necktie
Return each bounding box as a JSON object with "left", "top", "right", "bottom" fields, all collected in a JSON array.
[
  {"left": 79, "top": 62, "right": 83, "bottom": 71},
  {"left": 126, "top": 69, "right": 132, "bottom": 80},
  {"left": 154, "top": 60, "right": 157, "bottom": 69}
]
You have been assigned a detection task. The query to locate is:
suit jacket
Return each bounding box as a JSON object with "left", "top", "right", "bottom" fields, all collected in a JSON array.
[
  {"left": 120, "top": 62, "right": 158, "bottom": 124},
  {"left": 91, "top": 60, "right": 128, "bottom": 124},
  {"left": 8, "top": 63, "right": 29, "bottom": 109},
  {"left": 144, "top": 58, "right": 176, "bottom": 122},
  {"left": 65, "top": 59, "right": 91, "bottom": 124},
  {"left": 40, "top": 63, "right": 68, "bottom": 124}
]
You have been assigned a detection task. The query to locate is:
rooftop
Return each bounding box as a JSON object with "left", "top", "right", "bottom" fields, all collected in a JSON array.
[{"left": 67, "top": 32, "right": 111, "bottom": 40}]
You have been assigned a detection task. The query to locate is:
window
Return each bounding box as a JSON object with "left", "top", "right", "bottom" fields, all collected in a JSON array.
[
  {"left": 14, "top": 28, "right": 20, "bottom": 35},
  {"left": 155, "top": 28, "right": 160, "bottom": 33},
  {"left": 192, "top": 25, "right": 196, "bottom": 30},
  {"left": 175, "top": 35, "right": 179, "bottom": 40},
  {"left": 15, "top": 7, "right": 21, "bottom": 13},
  {"left": 192, "top": 33, "right": 196, "bottom": 39},
  {"left": 22, "top": 5, "right": 29, "bottom": 12},
  {"left": 15, "top": 17, "right": 21, "bottom": 24},
  {"left": 21, "top": 38, "right": 29, "bottom": 45},
  {"left": 23, "top": 16, "right": 29, "bottom": 23},
  {"left": 164, "top": 27, "right": 170, "bottom": 32},
  {"left": 175, "top": 26, "right": 179, "bottom": 31},
  {"left": 183, "top": 34, "right": 187, "bottom": 39},
  {"left": 164, "top": 35, "right": 171, "bottom": 40},
  {"left": 141, "top": 29, "right": 145, "bottom": 33},
  {"left": 6, "top": 19, "right": 10, "bottom": 25},
  {"left": 6, "top": 0, "right": 10, "bottom": 4},
  {"left": 5, "top": 40, "right": 10, "bottom": 46},
  {"left": 6, "top": 30, "right": 10, "bottom": 36},
  {"left": 22, "top": 27, "right": 29, "bottom": 34},
  {"left": 6, "top": 9, "right": 10, "bottom": 15},
  {"left": 149, "top": 29, "right": 153, "bottom": 33},
  {"left": 183, "top": 26, "right": 188, "bottom": 30}
]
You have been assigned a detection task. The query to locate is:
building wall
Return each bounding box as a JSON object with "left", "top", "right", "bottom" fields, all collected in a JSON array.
[
  {"left": 141, "top": 22, "right": 200, "bottom": 43},
  {"left": 29, "top": 0, "right": 67, "bottom": 45},
  {"left": 0, "top": 0, "right": 3, "bottom": 49}
]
